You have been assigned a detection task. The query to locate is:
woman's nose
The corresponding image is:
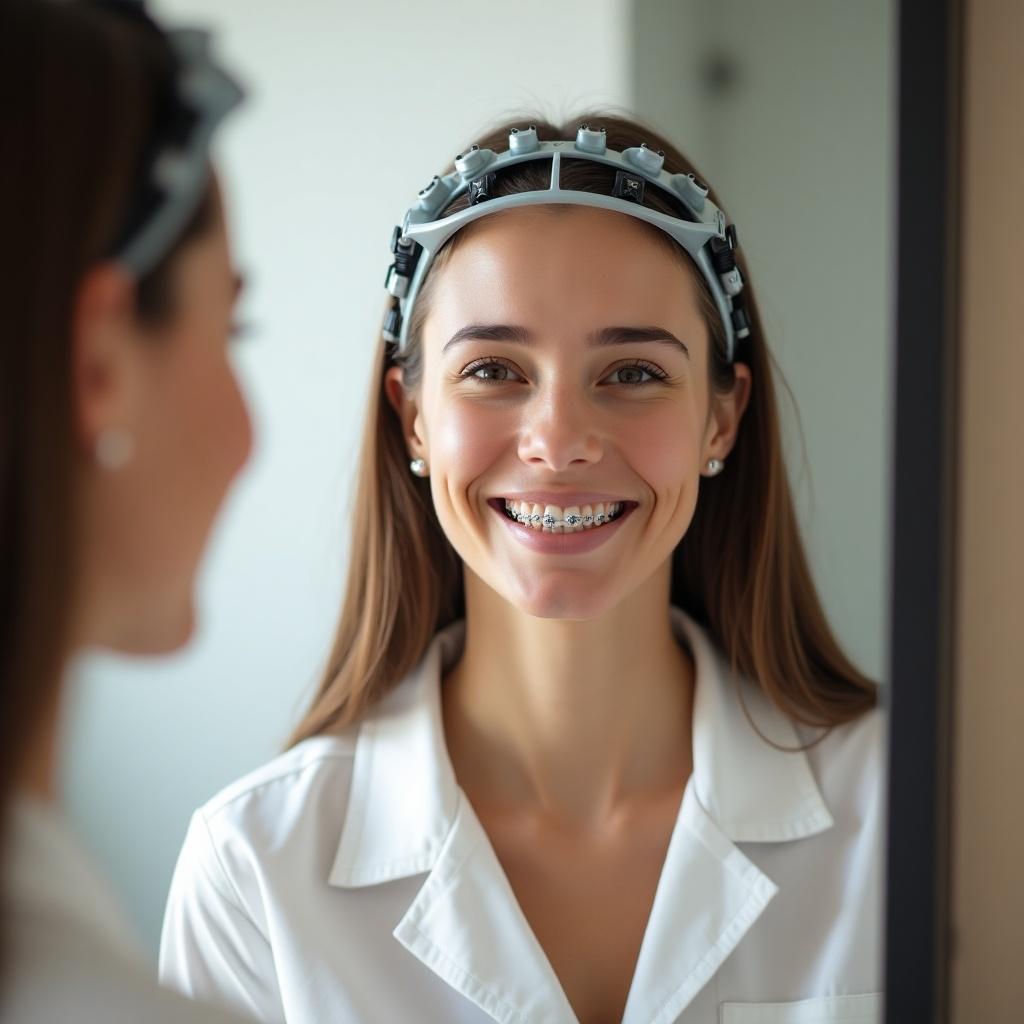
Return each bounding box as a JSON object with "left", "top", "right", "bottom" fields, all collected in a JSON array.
[{"left": 516, "top": 384, "right": 604, "bottom": 470}]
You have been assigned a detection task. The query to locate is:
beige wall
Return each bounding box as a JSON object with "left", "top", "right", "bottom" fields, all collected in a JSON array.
[{"left": 951, "top": 0, "right": 1024, "bottom": 1016}]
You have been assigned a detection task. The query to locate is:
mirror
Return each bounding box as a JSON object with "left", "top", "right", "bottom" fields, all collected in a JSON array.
[{"left": 62, "top": 0, "right": 895, "bottom": 1017}]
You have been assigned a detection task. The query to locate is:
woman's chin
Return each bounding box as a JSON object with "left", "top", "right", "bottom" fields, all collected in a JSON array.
[
  {"left": 112, "top": 599, "right": 197, "bottom": 657},
  {"left": 157, "top": 611, "right": 197, "bottom": 655},
  {"left": 506, "top": 580, "right": 618, "bottom": 622}
]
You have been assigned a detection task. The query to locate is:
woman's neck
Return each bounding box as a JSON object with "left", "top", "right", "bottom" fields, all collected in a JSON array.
[{"left": 441, "top": 567, "right": 695, "bottom": 827}]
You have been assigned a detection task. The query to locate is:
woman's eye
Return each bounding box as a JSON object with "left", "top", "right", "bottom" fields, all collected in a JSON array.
[
  {"left": 460, "top": 356, "right": 667, "bottom": 385},
  {"left": 605, "top": 362, "right": 667, "bottom": 386},
  {"left": 461, "top": 359, "right": 523, "bottom": 383}
]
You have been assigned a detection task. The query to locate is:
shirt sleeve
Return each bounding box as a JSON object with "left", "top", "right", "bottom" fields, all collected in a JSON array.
[{"left": 159, "top": 811, "right": 285, "bottom": 1024}]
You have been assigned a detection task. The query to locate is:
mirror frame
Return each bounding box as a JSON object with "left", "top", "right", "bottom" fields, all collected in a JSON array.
[{"left": 884, "top": 0, "right": 963, "bottom": 1019}]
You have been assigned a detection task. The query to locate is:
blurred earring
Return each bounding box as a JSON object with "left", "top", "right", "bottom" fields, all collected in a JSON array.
[
  {"left": 705, "top": 457, "right": 724, "bottom": 476},
  {"left": 409, "top": 457, "right": 428, "bottom": 477},
  {"left": 95, "top": 428, "right": 135, "bottom": 470}
]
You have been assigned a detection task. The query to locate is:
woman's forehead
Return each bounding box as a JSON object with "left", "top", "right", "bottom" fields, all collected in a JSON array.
[{"left": 428, "top": 206, "right": 702, "bottom": 335}]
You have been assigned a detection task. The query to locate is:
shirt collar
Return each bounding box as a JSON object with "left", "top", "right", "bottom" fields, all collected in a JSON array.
[{"left": 329, "top": 605, "right": 833, "bottom": 888}]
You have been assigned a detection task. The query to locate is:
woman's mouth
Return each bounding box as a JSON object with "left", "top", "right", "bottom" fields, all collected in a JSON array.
[{"left": 492, "top": 497, "right": 634, "bottom": 533}]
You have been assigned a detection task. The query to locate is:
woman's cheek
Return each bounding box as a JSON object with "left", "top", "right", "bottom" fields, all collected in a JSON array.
[
  {"left": 619, "top": 404, "right": 698, "bottom": 483},
  {"left": 432, "top": 397, "right": 512, "bottom": 480}
]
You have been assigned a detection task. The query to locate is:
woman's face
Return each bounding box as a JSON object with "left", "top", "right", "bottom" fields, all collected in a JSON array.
[
  {"left": 75, "top": 178, "right": 253, "bottom": 653},
  {"left": 387, "top": 206, "right": 750, "bottom": 620}
]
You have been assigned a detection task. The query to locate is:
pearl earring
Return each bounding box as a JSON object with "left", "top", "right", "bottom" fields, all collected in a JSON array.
[
  {"left": 705, "top": 457, "right": 724, "bottom": 476},
  {"left": 95, "top": 428, "right": 135, "bottom": 470},
  {"left": 409, "top": 457, "right": 428, "bottom": 477}
]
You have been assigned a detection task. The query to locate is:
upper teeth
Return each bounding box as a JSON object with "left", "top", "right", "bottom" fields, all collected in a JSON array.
[{"left": 503, "top": 499, "right": 624, "bottom": 531}]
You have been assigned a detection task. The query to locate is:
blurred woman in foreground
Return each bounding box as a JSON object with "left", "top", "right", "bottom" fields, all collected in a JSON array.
[{"left": 1, "top": 1, "right": 252, "bottom": 1019}]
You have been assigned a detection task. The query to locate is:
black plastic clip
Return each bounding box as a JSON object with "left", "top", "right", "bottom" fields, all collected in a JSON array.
[
  {"left": 468, "top": 172, "right": 497, "bottom": 206},
  {"left": 613, "top": 170, "right": 645, "bottom": 204},
  {"left": 389, "top": 225, "right": 422, "bottom": 277},
  {"left": 383, "top": 304, "right": 403, "bottom": 343},
  {"left": 710, "top": 224, "right": 740, "bottom": 274},
  {"left": 730, "top": 303, "right": 751, "bottom": 340}
]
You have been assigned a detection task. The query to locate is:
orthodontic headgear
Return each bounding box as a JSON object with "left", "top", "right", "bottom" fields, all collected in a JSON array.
[
  {"left": 96, "top": 0, "right": 245, "bottom": 277},
  {"left": 383, "top": 124, "right": 750, "bottom": 363}
]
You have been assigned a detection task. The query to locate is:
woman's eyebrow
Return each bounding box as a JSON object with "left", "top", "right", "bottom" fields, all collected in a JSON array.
[
  {"left": 442, "top": 323, "right": 530, "bottom": 353},
  {"left": 590, "top": 325, "right": 690, "bottom": 358},
  {"left": 442, "top": 323, "right": 689, "bottom": 358}
]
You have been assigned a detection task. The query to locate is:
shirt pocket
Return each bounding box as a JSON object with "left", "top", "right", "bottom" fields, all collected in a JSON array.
[{"left": 719, "top": 993, "right": 883, "bottom": 1024}]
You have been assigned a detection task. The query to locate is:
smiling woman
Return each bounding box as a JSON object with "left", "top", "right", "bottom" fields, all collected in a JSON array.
[
  {"left": 293, "top": 117, "right": 876, "bottom": 735},
  {"left": 159, "top": 114, "right": 884, "bottom": 1024}
]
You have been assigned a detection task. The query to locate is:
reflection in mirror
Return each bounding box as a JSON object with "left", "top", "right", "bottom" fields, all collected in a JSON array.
[{"left": 58, "top": 2, "right": 893, "bottom": 1023}]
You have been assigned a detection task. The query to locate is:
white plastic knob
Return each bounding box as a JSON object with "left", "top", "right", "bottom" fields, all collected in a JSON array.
[{"left": 574, "top": 125, "right": 607, "bottom": 155}]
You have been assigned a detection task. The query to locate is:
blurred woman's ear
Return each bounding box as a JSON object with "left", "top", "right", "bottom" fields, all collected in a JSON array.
[{"left": 70, "top": 263, "right": 140, "bottom": 464}]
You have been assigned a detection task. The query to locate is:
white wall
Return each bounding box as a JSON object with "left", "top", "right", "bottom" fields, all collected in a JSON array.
[{"left": 62, "top": 0, "right": 632, "bottom": 959}]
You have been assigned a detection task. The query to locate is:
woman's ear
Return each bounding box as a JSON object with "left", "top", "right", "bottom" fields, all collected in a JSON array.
[
  {"left": 69, "top": 263, "right": 140, "bottom": 460},
  {"left": 703, "top": 361, "right": 753, "bottom": 463},
  {"left": 383, "top": 365, "right": 428, "bottom": 461}
]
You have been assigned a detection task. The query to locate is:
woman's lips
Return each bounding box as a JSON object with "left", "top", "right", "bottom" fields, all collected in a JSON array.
[
  {"left": 495, "top": 492, "right": 633, "bottom": 507},
  {"left": 488, "top": 499, "right": 636, "bottom": 555}
]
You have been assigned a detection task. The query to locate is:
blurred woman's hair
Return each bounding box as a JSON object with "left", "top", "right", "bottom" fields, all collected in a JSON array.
[
  {"left": 0, "top": 0, "right": 216, "bottom": 818},
  {"left": 288, "top": 112, "right": 877, "bottom": 748}
]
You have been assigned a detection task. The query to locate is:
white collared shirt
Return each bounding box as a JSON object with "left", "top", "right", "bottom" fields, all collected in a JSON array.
[{"left": 159, "top": 607, "right": 885, "bottom": 1024}]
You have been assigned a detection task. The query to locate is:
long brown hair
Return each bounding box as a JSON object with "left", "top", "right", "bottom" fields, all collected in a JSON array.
[
  {"left": 0, "top": 1, "right": 216, "bottom": 825},
  {"left": 289, "top": 112, "right": 876, "bottom": 746}
]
